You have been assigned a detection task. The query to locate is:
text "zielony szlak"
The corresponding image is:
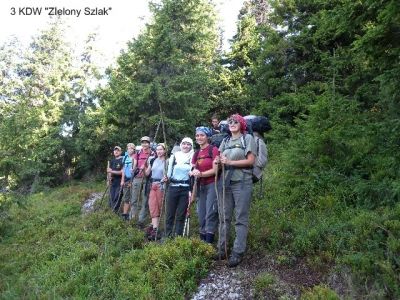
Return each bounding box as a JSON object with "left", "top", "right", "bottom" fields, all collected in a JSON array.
[{"left": 10, "top": 7, "right": 112, "bottom": 17}]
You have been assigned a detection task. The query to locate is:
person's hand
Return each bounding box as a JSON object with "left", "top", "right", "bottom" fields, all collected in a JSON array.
[
  {"left": 120, "top": 181, "right": 124, "bottom": 187},
  {"left": 190, "top": 169, "right": 201, "bottom": 177},
  {"left": 162, "top": 176, "right": 168, "bottom": 183},
  {"left": 214, "top": 156, "right": 221, "bottom": 165},
  {"left": 220, "top": 154, "right": 230, "bottom": 165},
  {"left": 107, "top": 167, "right": 112, "bottom": 173}
]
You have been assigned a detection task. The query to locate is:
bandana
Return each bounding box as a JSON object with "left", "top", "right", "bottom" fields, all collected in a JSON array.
[
  {"left": 230, "top": 114, "right": 247, "bottom": 133},
  {"left": 195, "top": 126, "right": 212, "bottom": 137}
]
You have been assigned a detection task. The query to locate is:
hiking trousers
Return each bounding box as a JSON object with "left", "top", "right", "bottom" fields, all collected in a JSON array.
[
  {"left": 197, "top": 182, "right": 218, "bottom": 235},
  {"left": 109, "top": 179, "right": 122, "bottom": 212},
  {"left": 130, "top": 177, "right": 147, "bottom": 222},
  {"left": 165, "top": 185, "right": 190, "bottom": 237},
  {"left": 218, "top": 177, "right": 253, "bottom": 255}
]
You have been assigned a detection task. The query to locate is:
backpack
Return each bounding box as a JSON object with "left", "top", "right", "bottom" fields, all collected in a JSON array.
[
  {"left": 210, "top": 133, "right": 229, "bottom": 148},
  {"left": 122, "top": 154, "right": 133, "bottom": 179},
  {"left": 252, "top": 135, "right": 268, "bottom": 183},
  {"left": 244, "top": 115, "right": 272, "bottom": 134}
]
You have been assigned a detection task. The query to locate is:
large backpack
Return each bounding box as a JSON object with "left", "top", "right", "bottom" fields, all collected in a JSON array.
[
  {"left": 244, "top": 115, "right": 272, "bottom": 134},
  {"left": 252, "top": 136, "right": 268, "bottom": 183}
]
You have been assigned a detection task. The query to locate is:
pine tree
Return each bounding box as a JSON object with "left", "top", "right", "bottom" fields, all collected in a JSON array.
[{"left": 101, "top": 0, "right": 220, "bottom": 145}]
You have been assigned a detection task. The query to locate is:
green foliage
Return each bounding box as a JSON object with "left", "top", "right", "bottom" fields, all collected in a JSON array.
[
  {"left": 100, "top": 0, "right": 220, "bottom": 146},
  {"left": 0, "top": 182, "right": 213, "bottom": 298},
  {"left": 0, "top": 21, "right": 101, "bottom": 190},
  {"left": 253, "top": 272, "right": 276, "bottom": 298},
  {"left": 301, "top": 284, "right": 339, "bottom": 300}
]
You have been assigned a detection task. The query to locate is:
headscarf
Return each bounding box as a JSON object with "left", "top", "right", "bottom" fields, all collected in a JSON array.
[
  {"left": 195, "top": 126, "right": 212, "bottom": 137},
  {"left": 175, "top": 137, "right": 193, "bottom": 164},
  {"left": 230, "top": 114, "right": 247, "bottom": 133}
]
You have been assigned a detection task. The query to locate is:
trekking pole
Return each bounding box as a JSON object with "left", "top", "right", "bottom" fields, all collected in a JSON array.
[
  {"left": 183, "top": 177, "right": 198, "bottom": 237},
  {"left": 215, "top": 164, "right": 224, "bottom": 258},
  {"left": 113, "top": 184, "right": 124, "bottom": 213},
  {"left": 222, "top": 164, "right": 228, "bottom": 260},
  {"left": 136, "top": 171, "right": 146, "bottom": 223},
  {"left": 155, "top": 156, "right": 168, "bottom": 242}
]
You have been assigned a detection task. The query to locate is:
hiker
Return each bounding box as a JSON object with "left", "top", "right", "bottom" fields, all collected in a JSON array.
[
  {"left": 120, "top": 143, "right": 137, "bottom": 220},
  {"left": 211, "top": 114, "right": 221, "bottom": 135},
  {"left": 107, "top": 146, "right": 124, "bottom": 212},
  {"left": 189, "top": 126, "right": 219, "bottom": 243},
  {"left": 144, "top": 143, "right": 168, "bottom": 240},
  {"left": 214, "top": 114, "right": 257, "bottom": 267},
  {"left": 131, "top": 136, "right": 155, "bottom": 226},
  {"left": 164, "top": 137, "right": 194, "bottom": 237}
]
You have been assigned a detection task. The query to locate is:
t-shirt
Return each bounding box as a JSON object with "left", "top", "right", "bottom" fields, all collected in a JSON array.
[
  {"left": 219, "top": 134, "right": 257, "bottom": 181},
  {"left": 192, "top": 145, "right": 219, "bottom": 185},
  {"left": 150, "top": 158, "right": 167, "bottom": 181},
  {"left": 135, "top": 149, "right": 154, "bottom": 178},
  {"left": 110, "top": 157, "right": 123, "bottom": 181}
]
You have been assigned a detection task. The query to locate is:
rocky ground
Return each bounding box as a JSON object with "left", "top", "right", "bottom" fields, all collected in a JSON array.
[
  {"left": 191, "top": 252, "right": 339, "bottom": 300},
  {"left": 81, "top": 192, "right": 103, "bottom": 214}
]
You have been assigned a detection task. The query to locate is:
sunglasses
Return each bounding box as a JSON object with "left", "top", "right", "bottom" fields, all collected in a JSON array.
[{"left": 228, "top": 119, "right": 239, "bottom": 125}]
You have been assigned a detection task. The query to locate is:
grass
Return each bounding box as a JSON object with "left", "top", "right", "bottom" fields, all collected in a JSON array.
[{"left": 0, "top": 181, "right": 214, "bottom": 299}]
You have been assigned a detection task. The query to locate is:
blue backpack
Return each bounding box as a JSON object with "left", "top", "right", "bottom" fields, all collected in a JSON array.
[{"left": 122, "top": 153, "right": 133, "bottom": 180}]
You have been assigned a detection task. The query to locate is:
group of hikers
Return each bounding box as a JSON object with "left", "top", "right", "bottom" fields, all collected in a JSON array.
[{"left": 105, "top": 113, "right": 269, "bottom": 267}]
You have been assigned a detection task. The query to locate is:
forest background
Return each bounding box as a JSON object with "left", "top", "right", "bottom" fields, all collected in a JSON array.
[{"left": 0, "top": 0, "right": 399, "bottom": 298}]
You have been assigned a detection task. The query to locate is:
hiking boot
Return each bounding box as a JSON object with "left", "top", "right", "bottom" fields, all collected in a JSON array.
[
  {"left": 199, "top": 232, "right": 206, "bottom": 241},
  {"left": 121, "top": 213, "right": 129, "bottom": 221},
  {"left": 145, "top": 225, "right": 153, "bottom": 237},
  {"left": 148, "top": 228, "right": 162, "bottom": 241},
  {"left": 227, "top": 252, "right": 243, "bottom": 268}
]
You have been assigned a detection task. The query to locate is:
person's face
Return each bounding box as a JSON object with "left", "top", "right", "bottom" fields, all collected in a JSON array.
[
  {"left": 141, "top": 141, "right": 150, "bottom": 150},
  {"left": 195, "top": 132, "right": 208, "bottom": 146},
  {"left": 113, "top": 148, "right": 122, "bottom": 157},
  {"left": 211, "top": 118, "right": 219, "bottom": 128},
  {"left": 127, "top": 146, "right": 135, "bottom": 155},
  {"left": 156, "top": 146, "right": 165, "bottom": 157},
  {"left": 228, "top": 118, "right": 241, "bottom": 133},
  {"left": 181, "top": 142, "right": 192, "bottom": 153}
]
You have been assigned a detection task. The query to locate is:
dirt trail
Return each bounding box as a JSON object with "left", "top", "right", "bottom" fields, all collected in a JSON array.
[{"left": 191, "top": 253, "right": 334, "bottom": 299}]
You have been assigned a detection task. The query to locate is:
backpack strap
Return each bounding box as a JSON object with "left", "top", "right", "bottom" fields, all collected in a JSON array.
[{"left": 192, "top": 145, "right": 215, "bottom": 168}]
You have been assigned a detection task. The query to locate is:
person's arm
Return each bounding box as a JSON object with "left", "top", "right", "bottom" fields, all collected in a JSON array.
[
  {"left": 220, "top": 153, "right": 255, "bottom": 167},
  {"left": 144, "top": 158, "right": 152, "bottom": 177},
  {"left": 121, "top": 166, "right": 125, "bottom": 186}
]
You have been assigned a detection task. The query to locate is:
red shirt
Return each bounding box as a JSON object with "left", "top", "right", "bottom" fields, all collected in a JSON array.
[
  {"left": 135, "top": 149, "right": 153, "bottom": 178},
  {"left": 192, "top": 145, "right": 219, "bottom": 185}
]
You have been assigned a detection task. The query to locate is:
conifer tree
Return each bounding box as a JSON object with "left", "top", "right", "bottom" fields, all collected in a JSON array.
[{"left": 101, "top": 0, "right": 220, "bottom": 144}]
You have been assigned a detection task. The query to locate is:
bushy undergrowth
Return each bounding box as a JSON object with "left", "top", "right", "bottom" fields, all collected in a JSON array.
[
  {"left": 0, "top": 182, "right": 213, "bottom": 299},
  {"left": 249, "top": 95, "right": 400, "bottom": 298}
]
